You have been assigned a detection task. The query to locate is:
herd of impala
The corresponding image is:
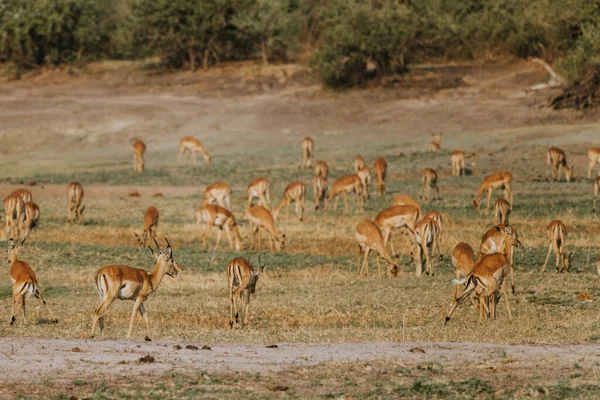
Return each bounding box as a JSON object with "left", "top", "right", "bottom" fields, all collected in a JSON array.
[{"left": 3, "top": 135, "right": 600, "bottom": 338}]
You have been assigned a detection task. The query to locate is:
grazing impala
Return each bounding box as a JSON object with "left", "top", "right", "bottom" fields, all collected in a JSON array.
[
  {"left": 451, "top": 151, "right": 465, "bottom": 176},
  {"left": 546, "top": 146, "right": 572, "bottom": 182},
  {"left": 196, "top": 204, "right": 243, "bottom": 251},
  {"left": 4, "top": 192, "right": 24, "bottom": 240},
  {"left": 13, "top": 189, "right": 32, "bottom": 203},
  {"left": 247, "top": 177, "right": 271, "bottom": 210},
  {"left": 428, "top": 133, "right": 442, "bottom": 152},
  {"left": 301, "top": 137, "right": 314, "bottom": 168},
  {"left": 594, "top": 176, "right": 600, "bottom": 213},
  {"left": 178, "top": 136, "right": 212, "bottom": 165},
  {"left": 494, "top": 198, "right": 511, "bottom": 225},
  {"left": 357, "top": 166, "right": 372, "bottom": 199},
  {"left": 313, "top": 175, "right": 328, "bottom": 211},
  {"left": 354, "top": 155, "right": 365, "bottom": 172},
  {"left": 412, "top": 218, "right": 441, "bottom": 277},
  {"left": 445, "top": 253, "right": 512, "bottom": 324},
  {"left": 8, "top": 237, "right": 57, "bottom": 325},
  {"left": 89, "top": 237, "right": 181, "bottom": 340},
  {"left": 134, "top": 206, "right": 159, "bottom": 248},
  {"left": 273, "top": 181, "right": 306, "bottom": 222},
  {"left": 373, "top": 157, "right": 387, "bottom": 196},
  {"left": 541, "top": 220, "right": 573, "bottom": 273},
  {"left": 374, "top": 205, "right": 420, "bottom": 255},
  {"left": 67, "top": 181, "right": 85, "bottom": 223},
  {"left": 326, "top": 175, "right": 363, "bottom": 213},
  {"left": 392, "top": 195, "right": 423, "bottom": 219},
  {"left": 21, "top": 202, "right": 40, "bottom": 237},
  {"left": 451, "top": 242, "right": 475, "bottom": 298},
  {"left": 228, "top": 256, "right": 265, "bottom": 328},
  {"left": 132, "top": 139, "right": 146, "bottom": 172},
  {"left": 475, "top": 224, "right": 521, "bottom": 294},
  {"left": 203, "top": 182, "right": 232, "bottom": 209},
  {"left": 355, "top": 219, "right": 399, "bottom": 278},
  {"left": 246, "top": 205, "right": 285, "bottom": 252},
  {"left": 423, "top": 210, "right": 443, "bottom": 259},
  {"left": 473, "top": 172, "right": 513, "bottom": 211},
  {"left": 314, "top": 160, "right": 328, "bottom": 178},
  {"left": 420, "top": 168, "right": 440, "bottom": 203},
  {"left": 587, "top": 148, "right": 600, "bottom": 179}
]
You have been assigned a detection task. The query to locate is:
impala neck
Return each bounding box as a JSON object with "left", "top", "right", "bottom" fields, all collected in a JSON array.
[
  {"left": 273, "top": 196, "right": 288, "bottom": 217},
  {"left": 149, "top": 259, "right": 169, "bottom": 290},
  {"left": 232, "top": 226, "right": 243, "bottom": 250}
]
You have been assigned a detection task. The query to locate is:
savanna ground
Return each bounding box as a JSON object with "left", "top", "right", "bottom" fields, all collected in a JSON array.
[{"left": 1, "top": 60, "right": 600, "bottom": 399}]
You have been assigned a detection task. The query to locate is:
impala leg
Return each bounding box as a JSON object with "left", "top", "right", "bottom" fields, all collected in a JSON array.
[
  {"left": 226, "top": 227, "right": 235, "bottom": 250},
  {"left": 356, "top": 189, "right": 363, "bottom": 211},
  {"left": 126, "top": 297, "right": 144, "bottom": 338},
  {"left": 243, "top": 290, "right": 251, "bottom": 329},
  {"left": 502, "top": 280, "right": 512, "bottom": 319},
  {"left": 202, "top": 223, "right": 209, "bottom": 248},
  {"left": 11, "top": 294, "right": 25, "bottom": 325},
  {"left": 229, "top": 289, "right": 235, "bottom": 328},
  {"left": 21, "top": 296, "right": 26, "bottom": 324},
  {"left": 541, "top": 243, "right": 553, "bottom": 272},
  {"left": 376, "top": 254, "right": 381, "bottom": 278},
  {"left": 343, "top": 192, "right": 348, "bottom": 214},
  {"left": 298, "top": 198, "right": 304, "bottom": 221},
  {"left": 258, "top": 193, "right": 269, "bottom": 209},
  {"left": 268, "top": 232, "right": 274, "bottom": 252},
  {"left": 138, "top": 303, "right": 151, "bottom": 340},
  {"left": 359, "top": 248, "right": 370, "bottom": 277},
  {"left": 486, "top": 189, "right": 493, "bottom": 212},
  {"left": 554, "top": 243, "right": 561, "bottom": 273},
  {"left": 214, "top": 229, "right": 223, "bottom": 250},
  {"left": 191, "top": 149, "right": 197, "bottom": 166},
  {"left": 333, "top": 195, "right": 339, "bottom": 212},
  {"left": 445, "top": 281, "right": 476, "bottom": 325},
  {"left": 257, "top": 227, "right": 263, "bottom": 250},
  {"left": 285, "top": 201, "right": 290, "bottom": 220},
  {"left": 588, "top": 160, "right": 595, "bottom": 179},
  {"left": 434, "top": 184, "right": 440, "bottom": 201},
  {"left": 90, "top": 295, "right": 116, "bottom": 338},
  {"left": 9, "top": 295, "right": 16, "bottom": 325},
  {"left": 35, "top": 290, "right": 57, "bottom": 323}
]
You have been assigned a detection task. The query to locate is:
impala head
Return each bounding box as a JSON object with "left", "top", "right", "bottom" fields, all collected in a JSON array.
[
  {"left": 249, "top": 256, "right": 266, "bottom": 294},
  {"left": 149, "top": 236, "right": 181, "bottom": 278},
  {"left": 133, "top": 231, "right": 147, "bottom": 247},
  {"left": 473, "top": 198, "right": 480, "bottom": 210},
  {"left": 275, "top": 234, "right": 286, "bottom": 252},
  {"left": 7, "top": 237, "right": 25, "bottom": 264},
  {"left": 565, "top": 251, "right": 574, "bottom": 271},
  {"left": 206, "top": 155, "right": 212, "bottom": 164}
]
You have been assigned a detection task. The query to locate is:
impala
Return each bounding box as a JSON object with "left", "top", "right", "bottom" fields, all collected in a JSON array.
[
  {"left": 355, "top": 219, "right": 399, "bottom": 278},
  {"left": 451, "top": 242, "right": 475, "bottom": 298},
  {"left": 357, "top": 166, "right": 372, "bottom": 199},
  {"left": 196, "top": 204, "right": 244, "bottom": 251},
  {"left": 21, "top": 201, "right": 40, "bottom": 237},
  {"left": 247, "top": 177, "right": 271, "bottom": 210},
  {"left": 246, "top": 205, "right": 285, "bottom": 252},
  {"left": 420, "top": 168, "right": 440, "bottom": 204},
  {"left": 354, "top": 155, "right": 365, "bottom": 172},
  {"left": 587, "top": 148, "right": 600, "bottom": 179},
  {"left": 494, "top": 198, "right": 511, "bottom": 225},
  {"left": 326, "top": 174, "right": 363, "bottom": 213},
  {"left": 301, "top": 137, "right": 314, "bottom": 168},
  {"left": 473, "top": 172, "right": 513, "bottom": 211},
  {"left": 314, "top": 160, "right": 328, "bottom": 178},
  {"left": 203, "top": 182, "right": 232, "bottom": 209},
  {"left": 374, "top": 205, "right": 420, "bottom": 255},
  {"left": 445, "top": 253, "right": 512, "bottom": 324},
  {"left": 412, "top": 218, "right": 441, "bottom": 277},
  {"left": 451, "top": 151, "right": 465, "bottom": 176},
  {"left": 373, "top": 157, "right": 387, "bottom": 196},
  {"left": 4, "top": 192, "right": 24, "bottom": 240},
  {"left": 132, "top": 139, "right": 146, "bottom": 173},
  {"left": 8, "top": 237, "right": 57, "bottom": 325},
  {"left": 313, "top": 175, "right": 328, "bottom": 211},
  {"left": 428, "top": 133, "right": 442, "bottom": 152},
  {"left": 475, "top": 224, "right": 521, "bottom": 294},
  {"left": 593, "top": 176, "right": 600, "bottom": 213},
  {"left": 134, "top": 206, "right": 159, "bottom": 248},
  {"left": 546, "top": 146, "right": 572, "bottom": 182},
  {"left": 541, "top": 220, "right": 573, "bottom": 273},
  {"left": 392, "top": 195, "right": 423, "bottom": 219},
  {"left": 178, "top": 136, "right": 212, "bottom": 165},
  {"left": 423, "top": 210, "right": 443, "bottom": 259},
  {"left": 89, "top": 237, "right": 181, "bottom": 340},
  {"left": 273, "top": 181, "right": 306, "bottom": 222},
  {"left": 67, "top": 181, "right": 85, "bottom": 223},
  {"left": 13, "top": 188, "right": 33, "bottom": 203},
  {"left": 228, "top": 256, "right": 265, "bottom": 328}
]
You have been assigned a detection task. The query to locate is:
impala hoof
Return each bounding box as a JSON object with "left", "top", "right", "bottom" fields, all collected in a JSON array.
[{"left": 444, "top": 317, "right": 450, "bottom": 325}]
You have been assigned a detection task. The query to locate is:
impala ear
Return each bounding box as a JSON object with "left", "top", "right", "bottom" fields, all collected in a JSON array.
[{"left": 494, "top": 225, "right": 501, "bottom": 232}]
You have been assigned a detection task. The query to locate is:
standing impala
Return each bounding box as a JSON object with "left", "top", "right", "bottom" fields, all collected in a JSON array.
[
  {"left": 354, "top": 155, "right": 365, "bottom": 172},
  {"left": 4, "top": 192, "right": 24, "bottom": 240},
  {"left": 228, "top": 256, "right": 265, "bottom": 329},
  {"left": 273, "top": 181, "right": 306, "bottom": 222},
  {"left": 247, "top": 177, "right": 271, "bottom": 210},
  {"left": 196, "top": 203, "right": 244, "bottom": 251},
  {"left": 355, "top": 219, "right": 399, "bottom": 278},
  {"left": 587, "top": 148, "right": 600, "bottom": 179},
  {"left": 420, "top": 168, "right": 440, "bottom": 203},
  {"left": 412, "top": 217, "right": 441, "bottom": 277},
  {"left": 21, "top": 201, "right": 40, "bottom": 237},
  {"left": 246, "top": 205, "right": 285, "bottom": 252},
  {"left": 546, "top": 146, "right": 572, "bottom": 182},
  {"left": 134, "top": 206, "right": 159, "bottom": 248},
  {"left": 313, "top": 175, "right": 328, "bottom": 211},
  {"left": 132, "top": 139, "right": 146, "bottom": 173},
  {"left": 357, "top": 166, "right": 372, "bottom": 199},
  {"left": 8, "top": 237, "right": 57, "bottom": 325},
  {"left": 373, "top": 157, "right": 387, "bottom": 196},
  {"left": 67, "top": 181, "right": 85, "bottom": 223},
  {"left": 473, "top": 172, "right": 513, "bottom": 211},
  {"left": 494, "top": 198, "right": 511, "bottom": 225},
  {"left": 301, "top": 137, "right": 314, "bottom": 168},
  {"left": 178, "top": 136, "right": 212, "bottom": 165},
  {"left": 374, "top": 205, "right": 420, "bottom": 255},
  {"left": 593, "top": 176, "right": 600, "bottom": 212},
  {"left": 541, "top": 220, "right": 573, "bottom": 273},
  {"left": 326, "top": 175, "right": 363, "bottom": 213},
  {"left": 423, "top": 210, "right": 443, "bottom": 259},
  {"left": 451, "top": 151, "right": 465, "bottom": 176},
  {"left": 203, "top": 182, "right": 232, "bottom": 209},
  {"left": 314, "top": 160, "right": 328, "bottom": 178},
  {"left": 428, "top": 133, "right": 442, "bottom": 152},
  {"left": 475, "top": 224, "right": 521, "bottom": 294},
  {"left": 89, "top": 237, "right": 181, "bottom": 340}
]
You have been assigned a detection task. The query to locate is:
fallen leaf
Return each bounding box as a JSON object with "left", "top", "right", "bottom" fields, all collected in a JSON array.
[
  {"left": 202, "top": 345, "right": 211, "bottom": 350},
  {"left": 173, "top": 345, "right": 182, "bottom": 350},
  {"left": 139, "top": 355, "right": 155, "bottom": 363},
  {"left": 186, "top": 345, "right": 199, "bottom": 350},
  {"left": 266, "top": 344, "right": 278, "bottom": 348},
  {"left": 268, "top": 385, "right": 289, "bottom": 392},
  {"left": 71, "top": 347, "right": 81, "bottom": 353},
  {"left": 576, "top": 292, "right": 594, "bottom": 302},
  {"left": 409, "top": 348, "right": 426, "bottom": 354}
]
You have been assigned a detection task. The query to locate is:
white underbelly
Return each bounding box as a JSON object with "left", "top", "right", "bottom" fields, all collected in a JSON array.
[{"left": 118, "top": 283, "right": 138, "bottom": 300}]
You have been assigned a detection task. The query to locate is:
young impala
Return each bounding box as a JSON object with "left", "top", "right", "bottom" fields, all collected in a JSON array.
[
  {"left": 355, "top": 219, "right": 399, "bottom": 278},
  {"left": 374, "top": 205, "right": 420, "bottom": 255},
  {"left": 132, "top": 139, "right": 146, "bottom": 173},
  {"left": 89, "top": 237, "right": 181, "bottom": 340},
  {"left": 420, "top": 168, "right": 440, "bottom": 203},
  {"left": 326, "top": 175, "right": 363, "bottom": 213},
  {"left": 21, "top": 201, "right": 40, "bottom": 237},
  {"left": 273, "top": 181, "right": 306, "bottom": 222},
  {"left": 494, "top": 198, "right": 511, "bottom": 225},
  {"left": 473, "top": 172, "right": 513, "bottom": 211},
  {"left": 178, "top": 136, "right": 212, "bottom": 165},
  {"left": 412, "top": 217, "right": 441, "bottom": 277},
  {"left": 451, "top": 151, "right": 465, "bottom": 176},
  {"left": 593, "top": 176, "right": 600, "bottom": 213},
  {"left": 373, "top": 157, "right": 387, "bottom": 196},
  {"left": 203, "top": 182, "right": 232, "bottom": 209},
  {"left": 587, "top": 148, "right": 600, "bottom": 179},
  {"left": 4, "top": 192, "right": 24, "bottom": 240},
  {"left": 313, "top": 175, "right": 328, "bottom": 211},
  {"left": 475, "top": 224, "right": 521, "bottom": 294},
  {"left": 228, "top": 256, "right": 265, "bottom": 328},
  {"left": 246, "top": 205, "right": 285, "bottom": 252},
  {"left": 301, "top": 137, "right": 314, "bottom": 168},
  {"left": 541, "top": 220, "right": 573, "bottom": 273},
  {"left": 546, "top": 146, "right": 572, "bottom": 182},
  {"left": 134, "top": 206, "right": 159, "bottom": 248},
  {"left": 8, "top": 237, "right": 57, "bottom": 325},
  {"left": 451, "top": 242, "right": 475, "bottom": 299},
  {"left": 196, "top": 204, "right": 244, "bottom": 251},
  {"left": 356, "top": 166, "right": 372, "bottom": 199},
  {"left": 428, "top": 133, "right": 442, "bottom": 152},
  {"left": 354, "top": 155, "right": 365, "bottom": 172},
  {"left": 67, "top": 181, "right": 85, "bottom": 223},
  {"left": 247, "top": 177, "right": 271, "bottom": 210},
  {"left": 314, "top": 160, "right": 328, "bottom": 178}
]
